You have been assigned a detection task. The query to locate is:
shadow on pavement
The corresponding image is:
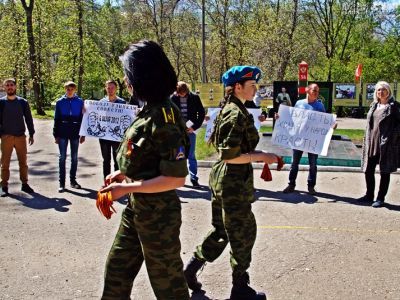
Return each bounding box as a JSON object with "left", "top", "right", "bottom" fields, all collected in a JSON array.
[
  {"left": 255, "top": 189, "right": 318, "bottom": 204},
  {"left": 7, "top": 192, "right": 71, "bottom": 212},
  {"left": 382, "top": 203, "right": 400, "bottom": 211},
  {"left": 190, "top": 289, "right": 213, "bottom": 300},
  {"left": 255, "top": 189, "right": 400, "bottom": 211},
  {"left": 312, "top": 192, "right": 400, "bottom": 210},
  {"left": 177, "top": 185, "right": 211, "bottom": 201},
  {"left": 65, "top": 187, "right": 97, "bottom": 199}
]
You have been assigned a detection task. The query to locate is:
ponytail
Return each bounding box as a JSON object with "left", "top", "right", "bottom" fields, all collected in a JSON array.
[{"left": 208, "top": 85, "right": 235, "bottom": 146}]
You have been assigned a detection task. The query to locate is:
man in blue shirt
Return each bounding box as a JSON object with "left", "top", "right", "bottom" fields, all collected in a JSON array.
[
  {"left": 53, "top": 81, "right": 85, "bottom": 192},
  {"left": 283, "top": 83, "right": 326, "bottom": 195}
]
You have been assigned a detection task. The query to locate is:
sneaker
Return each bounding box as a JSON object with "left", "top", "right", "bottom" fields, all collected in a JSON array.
[
  {"left": 308, "top": 186, "right": 317, "bottom": 195},
  {"left": 21, "top": 183, "right": 34, "bottom": 194},
  {"left": 58, "top": 186, "right": 65, "bottom": 193},
  {"left": 372, "top": 200, "right": 384, "bottom": 208},
  {"left": 283, "top": 185, "right": 295, "bottom": 193},
  {"left": 191, "top": 179, "right": 200, "bottom": 187},
  {"left": 70, "top": 181, "right": 81, "bottom": 189},
  {"left": 0, "top": 186, "right": 9, "bottom": 197}
]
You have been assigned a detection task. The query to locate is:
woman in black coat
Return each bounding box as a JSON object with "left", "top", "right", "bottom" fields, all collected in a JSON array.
[{"left": 360, "top": 81, "right": 400, "bottom": 207}]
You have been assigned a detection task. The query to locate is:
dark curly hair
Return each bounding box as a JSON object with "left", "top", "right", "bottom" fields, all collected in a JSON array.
[{"left": 120, "top": 40, "right": 177, "bottom": 104}]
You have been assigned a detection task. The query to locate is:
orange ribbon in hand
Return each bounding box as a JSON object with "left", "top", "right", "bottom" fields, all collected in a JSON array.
[{"left": 96, "top": 191, "right": 116, "bottom": 220}]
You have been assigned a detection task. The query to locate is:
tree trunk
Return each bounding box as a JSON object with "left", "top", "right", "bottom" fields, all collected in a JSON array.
[
  {"left": 277, "top": 0, "right": 299, "bottom": 80},
  {"left": 21, "top": 0, "right": 45, "bottom": 115},
  {"left": 76, "top": 0, "right": 84, "bottom": 97}
]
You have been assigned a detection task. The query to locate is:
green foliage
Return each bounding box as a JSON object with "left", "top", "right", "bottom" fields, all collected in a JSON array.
[{"left": 0, "top": 0, "right": 399, "bottom": 105}]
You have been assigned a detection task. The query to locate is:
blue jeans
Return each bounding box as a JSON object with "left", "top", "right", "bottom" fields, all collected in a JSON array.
[
  {"left": 58, "top": 138, "right": 79, "bottom": 186},
  {"left": 188, "top": 132, "right": 198, "bottom": 181},
  {"left": 288, "top": 149, "right": 318, "bottom": 187}
]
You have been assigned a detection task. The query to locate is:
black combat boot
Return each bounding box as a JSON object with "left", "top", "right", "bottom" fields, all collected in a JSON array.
[
  {"left": 230, "top": 272, "right": 266, "bottom": 300},
  {"left": 183, "top": 256, "right": 205, "bottom": 291}
]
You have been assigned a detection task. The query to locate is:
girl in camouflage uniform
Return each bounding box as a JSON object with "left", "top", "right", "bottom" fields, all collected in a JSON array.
[
  {"left": 99, "top": 40, "right": 190, "bottom": 300},
  {"left": 184, "top": 66, "right": 279, "bottom": 300}
]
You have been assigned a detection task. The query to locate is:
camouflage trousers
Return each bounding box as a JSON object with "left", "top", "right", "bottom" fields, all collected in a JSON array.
[
  {"left": 195, "top": 161, "right": 257, "bottom": 278},
  {"left": 102, "top": 192, "right": 189, "bottom": 300}
]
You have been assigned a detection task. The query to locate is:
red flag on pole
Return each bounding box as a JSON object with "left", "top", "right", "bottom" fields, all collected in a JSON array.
[{"left": 355, "top": 64, "right": 363, "bottom": 82}]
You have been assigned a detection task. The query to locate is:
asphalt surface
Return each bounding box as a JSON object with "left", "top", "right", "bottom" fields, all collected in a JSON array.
[{"left": 1, "top": 118, "right": 399, "bottom": 300}]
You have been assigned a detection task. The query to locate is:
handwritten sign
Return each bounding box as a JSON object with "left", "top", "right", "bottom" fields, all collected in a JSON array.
[
  {"left": 247, "top": 108, "right": 262, "bottom": 130},
  {"left": 272, "top": 105, "right": 336, "bottom": 156},
  {"left": 79, "top": 100, "right": 137, "bottom": 142},
  {"left": 205, "top": 107, "right": 262, "bottom": 141},
  {"left": 205, "top": 107, "right": 221, "bottom": 141}
]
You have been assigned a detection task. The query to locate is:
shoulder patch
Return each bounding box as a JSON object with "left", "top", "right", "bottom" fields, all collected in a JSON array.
[{"left": 162, "top": 107, "right": 175, "bottom": 124}]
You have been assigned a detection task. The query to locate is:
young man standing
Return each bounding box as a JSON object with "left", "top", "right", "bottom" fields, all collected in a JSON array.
[
  {"left": 99, "top": 80, "right": 126, "bottom": 180},
  {"left": 53, "top": 81, "right": 85, "bottom": 192},
  {"left": 0, "top": 78, "right": 35, "bottom": 197},
  {"left": 171, "top": 81, "right": 205, "bottom": 186}
]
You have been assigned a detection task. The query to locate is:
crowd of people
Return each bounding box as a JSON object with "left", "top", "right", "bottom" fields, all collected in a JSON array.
[{"left": 1, "top": 39, "right": 399, "bottom": 299}]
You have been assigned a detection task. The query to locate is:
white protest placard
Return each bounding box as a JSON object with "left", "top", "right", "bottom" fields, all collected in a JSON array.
[
  {"left": 272, "top": 105, "right": 336, "bottom": 156},
  {"left": 205, "top": 107, "right": 221, "bottom": 141},
  {"left": 246, "top": 108, "right": 262, "bottom": 130},
  {"left": 79, "top": 100, "right": 137, "bottom": 142},
  {"left": 204, "top": 107, "right": 262, "bottom": 141}
]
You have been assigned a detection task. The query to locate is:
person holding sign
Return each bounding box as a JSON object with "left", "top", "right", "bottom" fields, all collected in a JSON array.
[
  {"left": 282, "top": 83, "right": 328, "bottom": 195},
  {"left": 184, "top": 66, "right": 279, "bottom": 300},
  {"left": 359, "top": 81, "right": 400, "bottom": 208},
  {"left": 53, "top": 81, "right": 85, "bottom": 193},
  {"left": 99, "top": 80, "right": 126, "bottom": 181},
  {"left": 171, "top": 81, "right": 205, "bottom": 187},
  {"left": 99, "top": 40, "right": 190, "bottom": 299}
]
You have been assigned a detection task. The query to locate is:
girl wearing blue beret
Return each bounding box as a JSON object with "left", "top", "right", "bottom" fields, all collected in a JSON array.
[{"left": 184, "top": 66, "right": 279, "bottom": 300}]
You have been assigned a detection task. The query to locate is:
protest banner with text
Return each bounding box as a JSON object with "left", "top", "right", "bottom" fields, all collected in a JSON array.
[
  {"left": 272, "top": 105, "right": 336, "bottom": 156},
  {"left": 79, "top": 100, "right": 137, "bottom": 142}
]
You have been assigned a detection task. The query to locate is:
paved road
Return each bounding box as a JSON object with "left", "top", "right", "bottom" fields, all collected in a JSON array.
[{"left": 1, "top": 119, "right": 399, "bottom": 300}]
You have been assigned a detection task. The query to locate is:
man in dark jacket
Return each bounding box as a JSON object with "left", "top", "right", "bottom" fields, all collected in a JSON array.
[
  {"left": 0, "top": 78, "right": 35, "bottom": 197},
  {"left": 171, "top": 81, "right": 205, "bottom": 186},
  {"left": 98, "top": 80, "right": 126, "bottom": 180},
  {"left": 53, "top": 81, "right": 85, "bottom": 192}
]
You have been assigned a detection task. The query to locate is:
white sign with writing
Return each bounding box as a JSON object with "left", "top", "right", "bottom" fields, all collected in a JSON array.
[
  {"left": 205, "top": 107, "right": 221, "bottom": 141},
  {"left": 247, "top": 108, "right": 262, "bottom": 130},
  {"left": 79, "top": 100, "right": 137, "bottom": 142},
  {"left": 204, "top": 107, "right": 262, "bottom": 141},
  {"left": 272, "top": 105, "right": 336, "bottom": 156}
]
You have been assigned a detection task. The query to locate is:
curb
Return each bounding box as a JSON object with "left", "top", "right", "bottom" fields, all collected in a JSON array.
[{"left": 197, "top": 160, "right": 400, "bottom": 174}]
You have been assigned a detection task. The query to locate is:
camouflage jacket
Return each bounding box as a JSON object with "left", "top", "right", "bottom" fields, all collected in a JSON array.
[
  {"left": 213, "top": 96, "right": 260, "bottom": 160},
  {"left": 117, "top": 99, "right": 189, "bottom": 181}
]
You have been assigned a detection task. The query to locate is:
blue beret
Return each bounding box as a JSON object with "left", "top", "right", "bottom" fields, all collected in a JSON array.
[{"left": 222, "top": 66, "right": 262, "bottom": 87}]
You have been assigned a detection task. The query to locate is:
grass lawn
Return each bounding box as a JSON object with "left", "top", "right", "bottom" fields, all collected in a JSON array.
[
  {"left": 334, "top": 129, "right": 365, "bottom": 144},
  {"left": 32, "top": 109, "right": 54, "bottom": 119},
  {"left": 196, "top": 128, "right": 217, "bottom": 160}
]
